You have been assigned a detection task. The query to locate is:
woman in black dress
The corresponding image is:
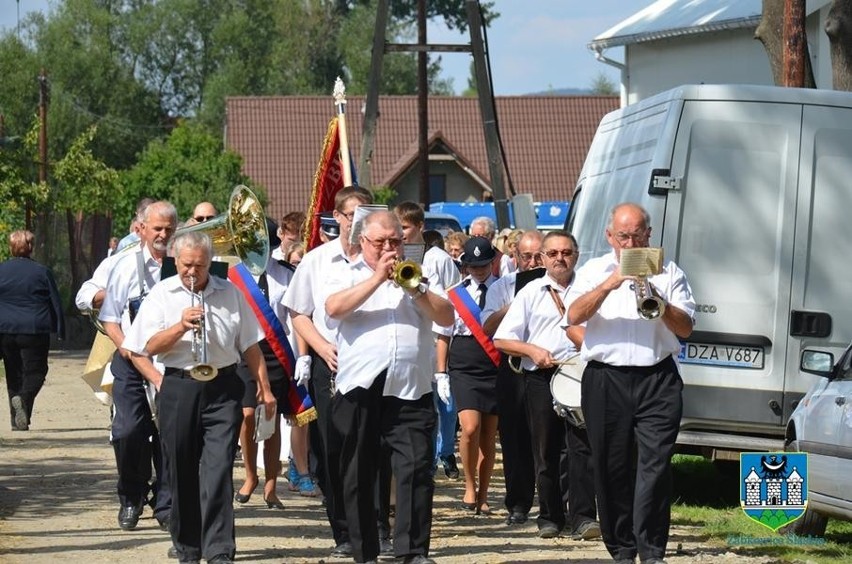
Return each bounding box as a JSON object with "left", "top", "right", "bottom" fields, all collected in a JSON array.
[{"left": 447, "top": 237, "right": 499, "bottom": 514}]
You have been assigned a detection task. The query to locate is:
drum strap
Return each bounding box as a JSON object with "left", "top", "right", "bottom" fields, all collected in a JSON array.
[{"left": 545, "top": 285, "right": 566, "bottom": 319}]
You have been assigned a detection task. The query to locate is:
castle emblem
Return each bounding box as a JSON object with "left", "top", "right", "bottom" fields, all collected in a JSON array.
[{"left": 740, "top": 452, "right": 808, "bottom": 531}]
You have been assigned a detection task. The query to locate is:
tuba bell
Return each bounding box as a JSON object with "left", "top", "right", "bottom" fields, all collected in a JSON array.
[{"left": 175, "top": 185, "right": 270, "bottom": 275}]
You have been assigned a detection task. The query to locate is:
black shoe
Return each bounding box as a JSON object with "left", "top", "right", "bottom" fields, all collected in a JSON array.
[
  {"left": 158, "top": 516, "right": 171, "bottom": 531},
  {"left": 571, "top": 520, "right": 601, "bottom": 540},
  {"left": 208, "top": 555, "right": 234, "bottom": 563},
  {"left": 402, "top": 556, "right": 436, "bottom": 564},
  {"left": 117, "top": 504, "right": 141, "bottom": 530},
  {"left": 330, "top": 541, "right": 353, "bottom": 558},
  {"left": 538, "top": 523, "right": 560, "bottom": 538},
  {"left": 440, "top": 455, "right": 460, "bottom": 479},
  {"left": 167, "top": 546, "right": 178, "bottom": 559},
  {"left": 11, "top": 396, "right": 28, "bottom": 431},
  {"left": 640, "top": 559, "right": 667, "bottom": 564},
  {"left": 506, "top": 511, "right": 528, "bottom": 525},
  {"left": 380, "top": 537, "right": 393, "bottom": 556}
]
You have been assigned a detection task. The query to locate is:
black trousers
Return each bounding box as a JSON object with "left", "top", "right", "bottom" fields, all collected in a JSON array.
[
  {"left": 582, "top": 357, "right": 682, "bottom": 562},
  {"left": 331, "top": 373, "right": 436, "bottom": 563},
  {"left": 110, "top": 352, "right": 170, "bottom": 519},
  {"left": 159, "top": 367, "right": 243, "bottom": 561},
  {"left": 495, "top": 355, "right": 535, "bottom": 514},
  {"left": 522, "top": 368, "right": 568, "bottom": 530},
  {"left": 308, "top": 353, "right": 349, "bottom": 545},
  {"left": 560, "top": 422, "right": 598, "bottom": 531},
  {"left": 1, "top": 333, "right": 49, "bottom": 427}
]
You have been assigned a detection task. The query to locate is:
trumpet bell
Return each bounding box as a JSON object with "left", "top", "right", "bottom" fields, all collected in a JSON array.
[
  {"left": 177, "top": 185, "right": 269, "bottom": 276},
  {"left": 392, "top": 260, "right": 422, "bottom": 289},
  {"left": 190, "top": 364, "right": 219, "bottom": 382}
]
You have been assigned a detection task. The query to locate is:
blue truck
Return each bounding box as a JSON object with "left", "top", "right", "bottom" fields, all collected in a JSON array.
[{"left": 429, "top": 201, "right": 570, "bottom": 233}]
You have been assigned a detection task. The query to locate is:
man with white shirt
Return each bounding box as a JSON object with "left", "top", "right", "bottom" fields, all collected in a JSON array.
[
  {"left": 393, "top": 201, "right": 462, "bottom": 479},
  {"left": 99, "top": 201, "right": 176, "bottom": 531},
  {"left": 283, "top": 186, "right": 372, "bottom": 558},
  {"left": 565, "top": 203, "right": 695, "bottom": 564},
  {"left": 493, "top": 230, "right": 597, "bottom": 540},
  {"left": 481, "top": 230, "right": 543, "bottom": 525},
  {"left": 325, "top": 211, "right": 454, "bottom": 564}
]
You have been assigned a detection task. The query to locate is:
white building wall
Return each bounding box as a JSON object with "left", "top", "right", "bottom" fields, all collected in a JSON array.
[{"left": 624, "top": 30, "right": 774, "bottom": 105}]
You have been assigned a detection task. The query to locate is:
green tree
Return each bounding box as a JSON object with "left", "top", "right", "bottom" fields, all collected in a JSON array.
[
  {"left": 119, "top": 120, "right": 262, "bottom": 225},
  {"left": 590, "top": 72, "right": 618, "bottom": 96}
]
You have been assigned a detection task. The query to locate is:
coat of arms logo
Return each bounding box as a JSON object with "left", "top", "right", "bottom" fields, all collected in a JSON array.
[{"left": 740, "top": 452, "right": 808, "bottom": 531}]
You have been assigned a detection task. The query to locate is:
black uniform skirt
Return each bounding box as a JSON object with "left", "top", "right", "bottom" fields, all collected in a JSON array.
[{"left": 449, "top": 335, "right": 499, "bottom": 414}]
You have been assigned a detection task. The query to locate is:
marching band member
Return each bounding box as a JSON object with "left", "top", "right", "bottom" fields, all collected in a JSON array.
[
  {"left": 99, "top": 201, "right": 175, "bottom": 532},
  {"left": 394, "top": 201, "right": 462, "bottom": 479},
  {"left": 565, "top": 203, "right": 695, "bottom": 564},
  {"left": 123, "top": 231, "right": 276, "bottom": 564},
  {"left": 481, "top": 230, "right": 543, "bottom": 525},
  {"left": 443, "top": 236, "right": 500, "bottom": 514},
  {"left": 283, "top": 186, "right": 373, "bottom": 558},
  {"left": 325, "top": 211, "right": 453, "bottom": 564},
  {"left": 493, "top": 231, "right": 598, "bottom": 540}
]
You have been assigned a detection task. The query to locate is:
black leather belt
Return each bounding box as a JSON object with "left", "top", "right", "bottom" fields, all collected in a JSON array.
[{"left": 164, "top": 364, "right": 237, "bottom": 379}]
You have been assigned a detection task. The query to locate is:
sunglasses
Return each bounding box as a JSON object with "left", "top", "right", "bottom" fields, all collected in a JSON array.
[{"left": 194, "top": 215, "right": 215, "bottom": 222}]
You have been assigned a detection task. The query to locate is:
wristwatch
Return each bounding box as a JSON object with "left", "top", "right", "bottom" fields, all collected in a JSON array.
[{"left": 412, "top": 282, "right": 428, "bottom": 300}]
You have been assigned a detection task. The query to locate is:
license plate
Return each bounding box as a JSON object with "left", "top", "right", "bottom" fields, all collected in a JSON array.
[{"left": 678, "top": 342, "right": 764, "bottom": 369}]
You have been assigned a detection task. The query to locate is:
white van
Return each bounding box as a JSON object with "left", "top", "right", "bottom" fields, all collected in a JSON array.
[{"left": 567, "top": 84, "right": 852, "bottom": 458}]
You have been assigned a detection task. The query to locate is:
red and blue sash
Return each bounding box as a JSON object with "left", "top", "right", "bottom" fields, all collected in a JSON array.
[
  {"left": 446, "top": 285, "right": 501, "bottom": 367},
  {"left": 228, "top": 263, "right": 317, "bottom": 426}
]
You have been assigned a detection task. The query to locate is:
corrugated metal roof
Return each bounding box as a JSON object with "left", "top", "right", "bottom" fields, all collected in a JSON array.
[
  {"left": 589, "top": 0, "right": 761, "bottom": 50},
  {"left": 225, "top": 95, "right": 619, "bottom": 221}
]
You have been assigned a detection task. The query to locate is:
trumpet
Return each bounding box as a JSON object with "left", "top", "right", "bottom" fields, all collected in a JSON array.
[
  {"left": 634, "top": 277, "right": 666, "bottom": 320},
  {"left": 189, "top": 276, "right": 218, "bottom": 382},
  {"left": 391, "top": 259, "right": 422, "bottom": 289}
]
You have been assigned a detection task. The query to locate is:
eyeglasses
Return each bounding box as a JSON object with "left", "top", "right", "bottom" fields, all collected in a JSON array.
[
  {"left": 541, "top": 249, "right": 575, "bottom": 259},
  {"left": 611, "top": 229, "right": 649, "bottom": 243},
  {"left": 518, "top": 252, "right": 539, "bottom": 262},
  {"left": 194, "top": 215, "right": 215, "bottom": 222},
  {"left": 362, "top": 235, "right": 403, "bottom": 249},
  {"left": 338, "top": 211, "right": 355, "bottom": 221}
]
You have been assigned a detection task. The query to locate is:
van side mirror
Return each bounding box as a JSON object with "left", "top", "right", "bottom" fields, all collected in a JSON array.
[{"left": 800, "top": 350, "right": 834, "bottom": 377}]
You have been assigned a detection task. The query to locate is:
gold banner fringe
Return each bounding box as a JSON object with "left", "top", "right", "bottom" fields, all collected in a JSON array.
[{"left": 294, "top": 406, "right": 318, "bottom": 427}]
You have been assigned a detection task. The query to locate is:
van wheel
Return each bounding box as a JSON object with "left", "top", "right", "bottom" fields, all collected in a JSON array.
[{"left": 779, "top": 507, "right": 828, "bottom": 537}]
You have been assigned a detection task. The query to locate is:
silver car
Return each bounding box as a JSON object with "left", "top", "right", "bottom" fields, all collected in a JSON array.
[{"left": 783, "top": 343, "right": 852, "bottom": 536}]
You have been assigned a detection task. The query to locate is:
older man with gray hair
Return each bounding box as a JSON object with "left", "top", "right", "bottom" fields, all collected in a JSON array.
[{"left": 469, "top": 216, "right": 501, "bottom": 277}]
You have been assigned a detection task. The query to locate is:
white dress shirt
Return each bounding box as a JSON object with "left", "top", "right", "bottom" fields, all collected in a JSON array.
[
  {"left": 122, "top": 274, "right": 264, "bottom": 369},
  {"left": 99, "top": 245, "right": 163, "bottom": 336},
  {"left": 422, "top": 246, "right": 461, "bottom": 337},
  {"left": 282, "top": 237, "right": 349, "bottom": 343},
  {"left": 499, "top": 253, "right": 517, "bottom": 277},
  {"left": 450, "top": 275, "right": 497, "bottom": 336},
  {"left": 75, "top": 247, "right": 136, "bottom": 311},
  {"left": 480, "top": 272, "right": 516, "bottom": 326},
  {"left": 265, "top": 257, "right": 296, "bottom": 350},
  {"left": 493, "top": 274, "right": 577, "bottom": 372},
  {"left": 325, "top": 255, "right": 447, "bottom": 400},
  {"left": 564, "top": 250, "right": 695, "bottom": 367}
]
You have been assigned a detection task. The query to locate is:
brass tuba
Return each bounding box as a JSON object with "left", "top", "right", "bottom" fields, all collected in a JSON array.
[{"left": 175, "top": 185, "right": 270, "bottom": 276}]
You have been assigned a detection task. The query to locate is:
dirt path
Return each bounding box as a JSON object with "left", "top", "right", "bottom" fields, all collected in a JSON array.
[{"left": 0, "top": 351, "right": 773, "bottom": 563}]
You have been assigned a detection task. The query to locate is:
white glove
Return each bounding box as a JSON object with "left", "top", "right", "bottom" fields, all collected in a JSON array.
[
  {"left": 295, "top": 355, "right": 312, "bottom": 388},
  {"left": 434, "top": 372, "right": 452, "bottom": 405}
]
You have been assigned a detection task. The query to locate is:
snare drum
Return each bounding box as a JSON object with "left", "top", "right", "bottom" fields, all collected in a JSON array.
[{"left": 549, "top": 354, "right": 587, "bottom": 428}]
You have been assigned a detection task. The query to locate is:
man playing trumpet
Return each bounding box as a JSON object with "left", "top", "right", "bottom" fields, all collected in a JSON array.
[
  {"left": 123, "top": 231, "right": 276, "bottom": 564},
  {"left": 325, "top": 211, "right": 454, "bottom": 564},
  {"left": 565, "top": 203, "right": 695, "bottom": 564}
]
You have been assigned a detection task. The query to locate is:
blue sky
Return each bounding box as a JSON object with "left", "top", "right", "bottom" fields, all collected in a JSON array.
[{"left": 0, "top": 0, "right": 647, "bottom": 95}]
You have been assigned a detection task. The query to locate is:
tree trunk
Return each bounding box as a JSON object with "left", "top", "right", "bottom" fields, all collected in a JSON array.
[
  {"left": 826, "top": 0, "right": 852, "bottom": 90},
  {"left": 755, "top": 0, "right": 816, "bottom": 87},
  {"left": 66, "top": 209, "right": 84, "bottom": 304}
]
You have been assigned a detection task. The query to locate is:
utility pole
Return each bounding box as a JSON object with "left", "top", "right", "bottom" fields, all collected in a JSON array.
[
  {"left": 34, "top": 69, "right": 49, "bottom": 231},
  {"left": 416, "top": 0, "right": 429, "bottom": 208},
  {"left": 782, "top": 0, "right": 806, "bottom": 87},
  {"left": 361, "top": 1, "right": 511, "bottom": 227}
]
